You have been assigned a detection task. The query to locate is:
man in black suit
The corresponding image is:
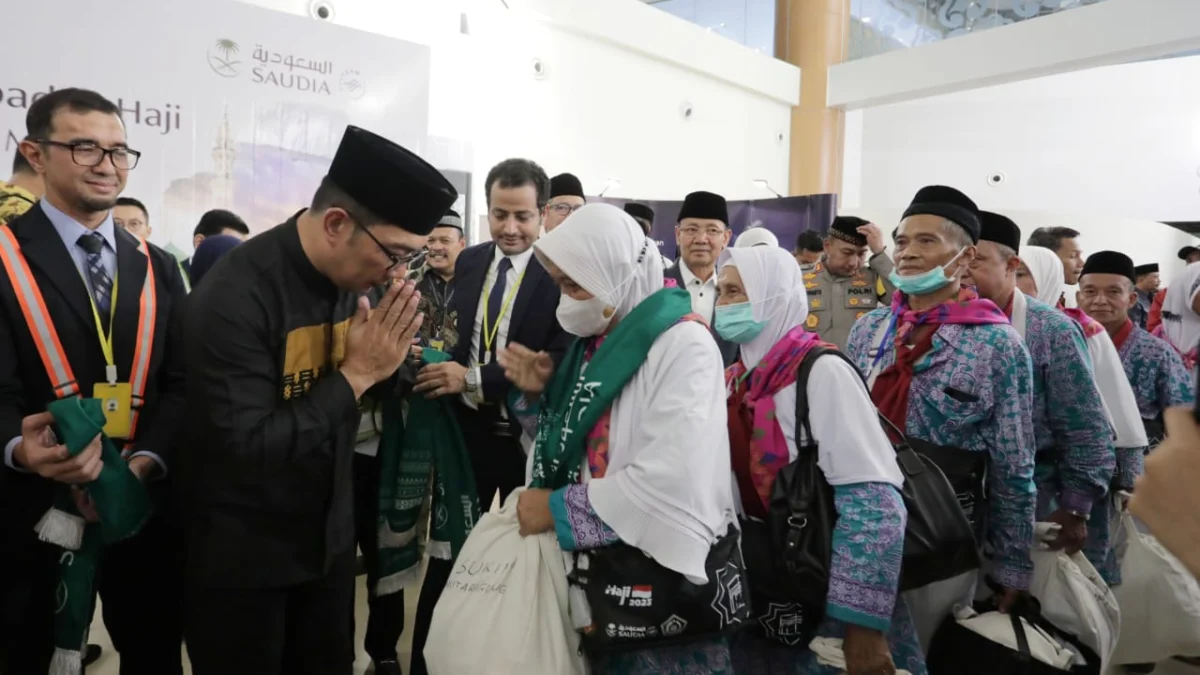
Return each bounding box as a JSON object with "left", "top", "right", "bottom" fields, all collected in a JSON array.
[
  {"left": 664, "top": 190, "right": 738, "bottom": 365},
  {"left": 0, "top": 88, "right": 188, "bottom": 674},
  {"left": 409, "top": 157, "right": 569, "bottom": 675}
]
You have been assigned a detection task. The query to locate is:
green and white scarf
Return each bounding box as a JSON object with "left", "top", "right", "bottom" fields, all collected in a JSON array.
[
  {"left": 530, "top": 287, "right": 693, "bottom": 490},
  {"left": 375, "top": 348, "right": 480, "bottom": 595}
]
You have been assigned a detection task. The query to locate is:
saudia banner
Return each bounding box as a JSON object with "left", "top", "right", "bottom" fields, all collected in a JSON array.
[
  {"left": 597, "top": 194, "right": 837, "bottom": 261},
  {"left": 0, "top": 0, "right": 432, "bottom": 261}
]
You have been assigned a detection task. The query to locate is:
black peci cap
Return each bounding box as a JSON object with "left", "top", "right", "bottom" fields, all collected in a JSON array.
[
  {"left": 624, "top": 202, "right": 654, "bottom": 223},
  {"left": 828, "top": 216, "right": 869, "bottom": 247},
  {"left": 1081, "top": 250, "right": 1136, "bottom": 283},
  {"left": 678, "top": 191, "right": 728, "bottom": 226},
  {"left": 902, "top": 185, "right": 981, "bottom": 243},
  {"left": 978, "top": 211, "right": 1022, "bottom": 253},
  {"left": 327, "top": 125, "right": 457, "bottom": 236},
  {"left": 549, "top": 173, "right": 585, "bottom": 200}
]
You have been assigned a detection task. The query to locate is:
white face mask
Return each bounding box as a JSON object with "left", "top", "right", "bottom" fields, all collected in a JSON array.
[{"left": 556, "top": 295, "right": 613, "bottom": 337}]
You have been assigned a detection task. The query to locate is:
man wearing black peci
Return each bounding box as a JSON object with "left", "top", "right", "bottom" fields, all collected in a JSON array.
[
  {"left": 665, "top": 190, "right": 738, "bottom": 365},
  {"left": 409, "top": 158, "right": 570, "bottom": 675},
  {"left": 178, "top": 125, "right": 456, "bottom": 675}
]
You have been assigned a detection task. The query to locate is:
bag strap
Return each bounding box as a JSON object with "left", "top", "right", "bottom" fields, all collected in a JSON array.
[{"left": 794, "top": 347, "right": 861, "bottom": 444}]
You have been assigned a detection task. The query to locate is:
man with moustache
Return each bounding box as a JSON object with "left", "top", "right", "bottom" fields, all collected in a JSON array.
[
  {"left": 803, "top": 215, "right": 896, "bottom": 349},
  {"left": 1077, "top": 251, "right": 1193, "bottom": 465},
  {"left": 408, "top": 158, "right": 569, "bottom": 675},
  {"left": 178, "top": 126, "right": 456, "bottom": 675},
  {"left": 1129, "top": 263, "right": 1159, "bottom": 329},
  {"left": 0, "top": 88, "right": 189, "bottom": 675},
  {"left": 664, "top": 190, "right": 737, "bottom": 365},
  {"left": 847, "top": 186, "right": 1037, "bottom": 611},
  {"left": 542, "top": 172, "right": 585, "bottom": 233},
  {"left": 967, "top": 212, "right": 1113, "bottom": 559}
]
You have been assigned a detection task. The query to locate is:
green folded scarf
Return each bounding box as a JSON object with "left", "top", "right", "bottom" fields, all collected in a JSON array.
[
  {"left": 376, "top": 348, "right": 480, "bottom": 596},
  {"left": 37, "top": 398, "right": 152, "bottom": 675}
]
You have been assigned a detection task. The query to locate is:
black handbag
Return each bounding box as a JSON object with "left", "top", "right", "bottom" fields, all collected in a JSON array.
[
  {"left": 741, "top": 347, "right": 838, "bottom": 646},
  {"left": 571, "top": 525, "right": 752, "bottom": 653},
  {"left": 927, "top": 598, "right": 1100, "bottom": 675}
]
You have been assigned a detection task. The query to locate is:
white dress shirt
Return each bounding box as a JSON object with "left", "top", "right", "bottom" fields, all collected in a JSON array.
[
  {"left": 461, "top": 245, "right": 535, "bottom": 410},
  {"left": 679, "top": 263, "right": 718, "bottom": 320},
  {"left": 5, "top": 199, "right": 165, "bottom": 472}
]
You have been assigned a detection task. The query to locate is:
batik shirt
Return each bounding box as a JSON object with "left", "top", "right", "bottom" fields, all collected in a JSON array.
[
  {"left": 847, "top": 310, "right": 1038, "bottom": 590},
  {"left": 0, "top": 182, "right": 36, "bottom": 226},
  {"left": 1022, "top": 297, "right": 1114, "bottom": 516},
  {"left": 1116, "top": 326, "right": 1195, "bottom": 485}
]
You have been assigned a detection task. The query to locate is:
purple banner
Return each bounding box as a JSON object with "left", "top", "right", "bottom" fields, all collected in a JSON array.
[{"left": 595, "top": 194, "right": 837, "bottom": 260}]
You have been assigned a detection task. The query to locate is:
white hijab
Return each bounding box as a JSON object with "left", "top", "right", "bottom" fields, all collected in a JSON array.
[
  {"left": 721, "top": 247, "right": 903, "bottom": 487},
  {"left": 1021, "top": 246, "right": 1065, "bottom": 307},
  {"left": 534, "top": 204, "right": 662, "bottom": 320},
  {"left": 724, "top": 246, "right": 809, "bottom": 370},
  {"left": 534, "top": 203, "right": 733, "bottom": 584},
  {"left": 1021, "top": 245, "right": 1146, "bottom": 448},
  {"left": 735, "top": 227, "right": 780, "bottom": 249},
  {"left": 1162, "top": 261, "right": 1200, "bottom": 355}
]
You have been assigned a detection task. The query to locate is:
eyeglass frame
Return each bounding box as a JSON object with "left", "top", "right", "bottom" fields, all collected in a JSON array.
[
  {"left": 35, "top": 139, "right": 141, "bottom": 170},
  {"left": 677, "top": 223, "right": 728, "bottom": 240},
  {"left": 341, "top": 208, "right": 427, "bottom": 273},
  {"left": 547, "top": 201, "right": 585, "bottom": 216}
]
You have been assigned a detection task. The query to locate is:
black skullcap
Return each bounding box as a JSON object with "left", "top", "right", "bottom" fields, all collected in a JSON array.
[
  {"left": 829, "top": 216, "right": 869, "bottom": 247},
  {"left": 978, "top": 211, "right": 1022, "bottom": 253},
  {"left": 624, "top": 202, "right": 654, "bottom": 223},
  {"left": 1179, "top": 246, "right": 1199, "bottom": 261},
  {"left": 678, "top": 191, "right": 728, "bottom": 226},
  {"left": 436, "top": 209, "right": 463, "bottom": 231},
  {"left": 328, "top": 125, "right": 457, "bottom": 236},
  {"left": 1134, "top": 263, "right": 1159, "bottom": 276},
  {"left": 902, "top": 185, "right": 981, "bottom": 243},
  {"left": 549, "top": 173, "right": 585, "bottom": 200},
  {"left": 1081, "top": 251, "right": 1136, "bottom": 283}
]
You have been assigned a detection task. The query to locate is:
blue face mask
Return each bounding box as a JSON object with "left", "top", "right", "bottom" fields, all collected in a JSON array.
[
  {"left": 888, "top": 248, "right": 967, "bottom": 297},
  {"left": 714, "top": 302, "right": 767, "bottom": 343}
]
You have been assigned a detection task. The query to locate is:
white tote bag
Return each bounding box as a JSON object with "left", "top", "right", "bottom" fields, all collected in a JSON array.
[
  {"left": 1029, "top": 545, "right": 1120, "bottom": 668},
  {"left": 424, "top": 489, "right": 587, "bottom": 675},
  {"left": 1111, "top": 510, "right": 1200, "bottom": 664}
]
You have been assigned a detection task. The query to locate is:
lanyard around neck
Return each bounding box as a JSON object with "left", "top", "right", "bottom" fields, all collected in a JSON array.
[
  {"left": 482, "top": 265, "right": 525, "bottom": 355},
  {"left": 82, "top": 270, "right": 119, "bottom": 383}
]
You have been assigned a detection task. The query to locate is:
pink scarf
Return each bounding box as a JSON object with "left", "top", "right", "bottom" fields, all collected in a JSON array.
[
  {"left": 1063, "top": 307, "right": 1105, "bottom": 339},
  {"left": 725, "top": 326, "right": 833, "bottom": 510},
  {"left": 889, "top": 287, "right": 1010, "bottom": 343}
]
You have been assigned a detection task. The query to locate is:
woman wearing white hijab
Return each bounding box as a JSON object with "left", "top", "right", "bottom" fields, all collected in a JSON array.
[
  {"left": 735, "top": 227, "right": 780, "bottom": 249},
  {"left": 501, "top": 204, "right": 737, "bottom": 674},
  {"left": 1158, "top": 261, "right": 1200, "bottom": 371},
  {"left": 1018, "top": 246, "right": 1147, "bottom": 582},
  {"left": 715, "top": 246, "right": 923, "bottom": 675}
]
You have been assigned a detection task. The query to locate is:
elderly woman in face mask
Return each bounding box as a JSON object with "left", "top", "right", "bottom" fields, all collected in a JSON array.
[
  {"left": 715, "top": 246, "right": 924, "bottom": 675},
  {"left": 1019, "top": 246, "right": 1146, "bottom": 584},
  {"left": 499, "top": 204, "right": 739, "bottom": 674}
]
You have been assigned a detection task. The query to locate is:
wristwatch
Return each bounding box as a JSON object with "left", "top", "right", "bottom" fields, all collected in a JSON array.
[{"left": 465, "top": 367, "right": 479, "bottom": 395}]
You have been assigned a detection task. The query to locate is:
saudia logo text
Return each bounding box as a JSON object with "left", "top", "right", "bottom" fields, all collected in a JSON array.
[{"left": 206, "top": 38, "right": 366, "bottom": 99}]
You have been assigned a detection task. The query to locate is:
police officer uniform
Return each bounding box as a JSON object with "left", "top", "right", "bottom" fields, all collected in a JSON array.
[{"left": 804, "top": 216, "right": 896, "bottom": 349}]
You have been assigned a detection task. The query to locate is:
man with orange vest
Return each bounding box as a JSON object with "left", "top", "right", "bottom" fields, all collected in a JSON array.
[{"left": 0, "top": 89, "right": 188, "bottom": 674}]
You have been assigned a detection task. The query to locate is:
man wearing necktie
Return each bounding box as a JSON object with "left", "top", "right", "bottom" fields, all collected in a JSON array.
[
  {"left": 409, "top": 158, "right": 569, "bottom": 675},
  {"left": 0, "top": 88, "right": 188, "bottom": 675}
]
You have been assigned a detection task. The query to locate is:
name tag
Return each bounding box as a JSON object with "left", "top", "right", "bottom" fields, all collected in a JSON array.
[{"left": 93, "top": 382, "right": 132, "bottom": 439}]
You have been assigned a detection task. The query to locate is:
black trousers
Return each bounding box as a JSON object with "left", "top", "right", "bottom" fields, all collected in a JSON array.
[
  {"left": 352, "top": 452, "right": 406, "bottom": 662},
  {"left": 409, "top": 405, "right": 525, "bottom": 675},
  {"left": 184, "top": 548, "right": 356, "bottom": 675},
  {"left": 98, "top": 511, "right": 185, "bottom": 675},
  {"left": 0, "top": 511, "right": 184, "bottom": 675}
]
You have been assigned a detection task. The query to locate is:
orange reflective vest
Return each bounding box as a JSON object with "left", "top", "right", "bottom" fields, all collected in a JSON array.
[{"left": 0, "top": 226, "right": 158, "bottom": 444}]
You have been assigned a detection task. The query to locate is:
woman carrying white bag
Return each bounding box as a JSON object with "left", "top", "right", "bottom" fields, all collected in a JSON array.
[{"left": 491, "top": 204, "right": 741, "bottom": 674}]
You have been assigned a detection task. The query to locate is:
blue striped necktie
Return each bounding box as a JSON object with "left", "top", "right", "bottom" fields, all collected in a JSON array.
[{"left": 76, "top": 232, "right": 113, "bottom": 327}]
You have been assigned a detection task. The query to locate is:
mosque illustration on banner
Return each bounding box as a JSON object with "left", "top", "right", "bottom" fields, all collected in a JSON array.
[{"left": 159, "top": 104, "right": 338, "bottom": 261}]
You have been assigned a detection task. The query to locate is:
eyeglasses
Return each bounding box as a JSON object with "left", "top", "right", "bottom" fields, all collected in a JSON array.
[
  {"left": 678, "top": 225, "right": 726, "bottom": 240},
  {"left": 351, "top": 217, "right": 426, "bottom": 272},
  {"left": 37, "top": 139, "right": 141, "bottom": 170},
  {"left": 548, "top": 202, "right": 585, "bottom": 216}
]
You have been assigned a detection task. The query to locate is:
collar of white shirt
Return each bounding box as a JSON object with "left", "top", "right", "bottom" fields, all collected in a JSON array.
[
  {"left": 490, "top": 244, "right": 535, "bottom": 276},
  {"left": 679, "top": 262, "right": 716, "bottom": 288}
]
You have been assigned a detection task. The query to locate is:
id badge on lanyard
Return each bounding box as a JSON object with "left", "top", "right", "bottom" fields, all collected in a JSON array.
[{"left": 87, "top": 275, "right": 133, "bottom": 439}]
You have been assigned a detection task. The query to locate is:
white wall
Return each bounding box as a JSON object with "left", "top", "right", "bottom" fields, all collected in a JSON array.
[
  {"left": 234, "top": 0, "right": 799, "bottom": 242},
  {"left": 842, "top": 55, "right": 1200, "bottom": 280}
]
